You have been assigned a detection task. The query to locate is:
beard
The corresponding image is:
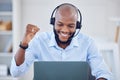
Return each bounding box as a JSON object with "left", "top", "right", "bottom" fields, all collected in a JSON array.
[{"left": 53, "top": 29, "right": 75, "bottom": 45}]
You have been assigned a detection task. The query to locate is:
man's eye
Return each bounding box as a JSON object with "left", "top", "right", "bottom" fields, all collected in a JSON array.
[
  {"left": 69, "top": 25, "right": 75, "bottom": 28},
  {"left": 57, "top": 24, "right": 63, "bottom": 26}
]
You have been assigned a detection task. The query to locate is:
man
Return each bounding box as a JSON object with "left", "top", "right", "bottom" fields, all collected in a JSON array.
[{"left": 10, "top": 3, "right": 112, "bottom": 80}]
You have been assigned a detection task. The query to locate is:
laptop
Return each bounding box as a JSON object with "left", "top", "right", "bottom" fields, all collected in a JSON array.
[{"left": 33, "top": 61, "right": 94, "bottom": 80}]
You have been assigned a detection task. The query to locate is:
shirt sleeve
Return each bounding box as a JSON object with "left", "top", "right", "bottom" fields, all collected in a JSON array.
[
  {"left": 10, "top": 35, "right": 40, "bottom": 77},
  {"left": 10, "top": 42, "right": 39, "bottom": 77},
  {"left": 10, "top": 47, "right": 37, "bottom": 77},
  {"left": 87, "top": 40, "right": 113, "bottom": 80},
  {"left": 10, "top": 56, "right": 28, "bottom": 77}
]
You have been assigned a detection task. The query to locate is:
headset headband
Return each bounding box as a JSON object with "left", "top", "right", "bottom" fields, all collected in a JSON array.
[{"left": 50, "top": 3, "right": 82, "bottom": 29}]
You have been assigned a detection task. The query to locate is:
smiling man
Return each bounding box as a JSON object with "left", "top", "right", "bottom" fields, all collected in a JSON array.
[
  {"left": 10, "top": 3, "right": 112, "bottom": 80},
  {"left": 54, "top": 4, "right": 78, "bottom": 48}
]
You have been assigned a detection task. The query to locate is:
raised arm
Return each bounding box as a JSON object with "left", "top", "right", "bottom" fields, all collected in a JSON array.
[{"left": 15, "top": 24, "right": 39, "bottom": 66}]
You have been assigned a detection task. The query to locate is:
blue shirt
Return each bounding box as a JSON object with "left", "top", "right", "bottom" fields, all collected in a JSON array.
[{"left": 10, "top": 31, "right": 112, "bottom": 79}]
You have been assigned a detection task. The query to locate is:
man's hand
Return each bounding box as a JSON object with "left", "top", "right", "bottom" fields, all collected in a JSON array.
[{"left": 21, "top": 24, "right": 40, "bottom": 46}]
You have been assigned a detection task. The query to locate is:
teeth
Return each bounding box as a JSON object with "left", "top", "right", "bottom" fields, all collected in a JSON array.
[{"left": 61, "top": 33, "right": 68, "bottom": 37}]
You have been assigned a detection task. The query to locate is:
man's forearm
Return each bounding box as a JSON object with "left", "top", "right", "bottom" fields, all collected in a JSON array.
[{"left": 15, "top": 48, "right": 26, "bottom": 66}]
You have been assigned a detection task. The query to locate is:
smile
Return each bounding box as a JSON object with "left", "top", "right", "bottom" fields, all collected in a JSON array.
[{"left": 60, "top": 33, "right": 69, "bottom": 37}]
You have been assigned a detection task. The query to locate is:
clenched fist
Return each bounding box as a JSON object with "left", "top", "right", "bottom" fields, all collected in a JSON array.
[{"left": 21, "top": 24, "right": 40, "bottom": 46}]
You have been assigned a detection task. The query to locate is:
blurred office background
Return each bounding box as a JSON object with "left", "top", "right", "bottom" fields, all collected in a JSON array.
[{"left": 0, "top": 0, "right": 120, "bottom": 80}]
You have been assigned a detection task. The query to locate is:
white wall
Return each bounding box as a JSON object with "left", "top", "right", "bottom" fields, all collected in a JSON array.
[
  {"left": 20, "top": 0, "right": 120, "bottom": 41},
  {"left": 17, "top": 0, "right": 120, "bottom": 80}
]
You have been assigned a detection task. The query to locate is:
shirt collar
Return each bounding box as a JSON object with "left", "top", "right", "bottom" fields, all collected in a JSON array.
[
  {"left": 71, "top": 36, "right": 79, "bottom": 47},
  {"left": 49, "top": 33, "right": 57, "bottom": 47}
]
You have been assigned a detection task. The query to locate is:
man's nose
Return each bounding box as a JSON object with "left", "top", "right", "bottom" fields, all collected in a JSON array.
[{"left": 61, "top": 26, "right": 69, "bottom": 32}]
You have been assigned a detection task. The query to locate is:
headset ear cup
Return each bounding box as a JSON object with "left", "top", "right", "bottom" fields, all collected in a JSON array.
[
  {"left": 50, "top": 18, "right": 55, "bottom": 25},
  {"left": 76, "top": 21, "right": 81, "bottom": 29}
]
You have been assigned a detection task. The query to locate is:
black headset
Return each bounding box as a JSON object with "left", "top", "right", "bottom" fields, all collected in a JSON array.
[{"left": 50, "top": 3, "right": 82, "bottom": 29}]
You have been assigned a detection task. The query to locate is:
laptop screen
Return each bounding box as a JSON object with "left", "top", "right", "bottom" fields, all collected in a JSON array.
[{"left": 33, "top": 61, "right": 94, "bottom": 80}]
